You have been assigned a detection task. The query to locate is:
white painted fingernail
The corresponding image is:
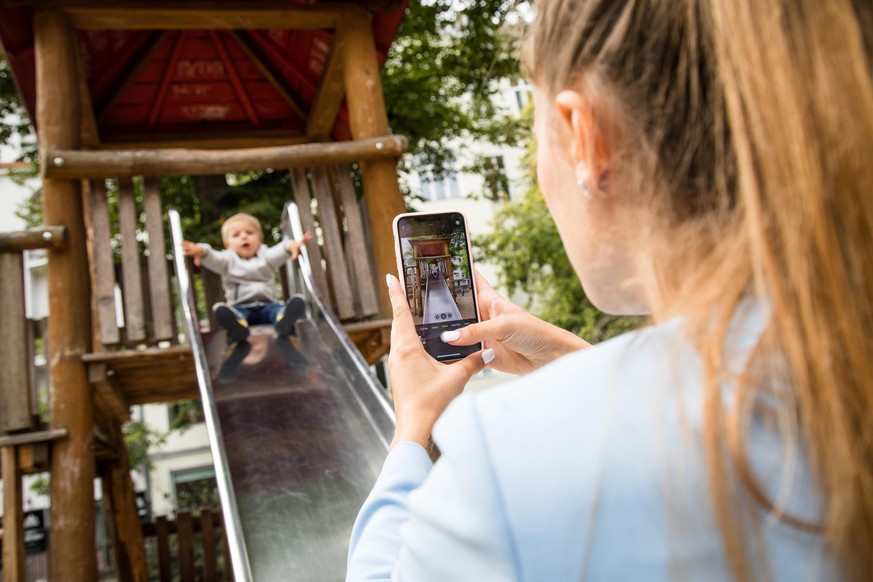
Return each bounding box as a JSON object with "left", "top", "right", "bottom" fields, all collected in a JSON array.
[
  {"left": 482, "top": 348, "right": 495, "bottom": 365},
  {"left": 440, "top": 330, "right": 460, "bottom": 343},
  {"left": 385, "top": 274, "right": 392, "bottom": 288}
]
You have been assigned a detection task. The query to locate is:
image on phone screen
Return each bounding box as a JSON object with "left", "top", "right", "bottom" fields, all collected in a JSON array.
[{"left": 396, "top": 212, "right": 481, "bottom": 362}]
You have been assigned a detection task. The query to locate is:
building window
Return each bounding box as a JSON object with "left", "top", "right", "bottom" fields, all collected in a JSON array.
[
  {"left": 512, "top": 84, "right": 533, "bottom": 114},
  {"left": 172, "top": 466, "right": 219, "bottom": 512},
  {"left": 417, "top": 168, "right": 462, "bottom": 201},
  {"left": 419, "top": 172, "right": 432, "bottom": 201},
  {"left": 434, "top": 176, "right": 446, "bottom": 200}
]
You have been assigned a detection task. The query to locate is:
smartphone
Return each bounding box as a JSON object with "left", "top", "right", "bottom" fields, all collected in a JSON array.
[{"left": 393, "top": 211, "right": 482, "bottom": 362}]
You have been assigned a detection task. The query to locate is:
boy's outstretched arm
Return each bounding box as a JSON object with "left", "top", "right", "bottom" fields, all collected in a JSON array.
[
  {"left": 286, "top": 231, "right": 314, "bottom": 260},
  {"left": 181, "top": 240, "right": 205, "bottom": 266}
]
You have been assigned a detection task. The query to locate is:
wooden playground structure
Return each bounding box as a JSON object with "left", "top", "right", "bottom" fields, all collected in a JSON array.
[
  {"left": 404, "top": 238, "right": 457, "bottom": 318},
  {"left": 0, "top": 1, "right": 409, "bottom": 579}
]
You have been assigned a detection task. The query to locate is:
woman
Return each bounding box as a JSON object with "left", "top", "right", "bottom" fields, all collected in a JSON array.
[{"left": 348, "top": 0, "right": 873, "bottom": 580}]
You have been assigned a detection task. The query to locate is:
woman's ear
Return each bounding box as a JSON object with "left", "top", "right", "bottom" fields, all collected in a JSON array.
[{"left": 554, "top": 89, "right": 608, "bottom": 186}]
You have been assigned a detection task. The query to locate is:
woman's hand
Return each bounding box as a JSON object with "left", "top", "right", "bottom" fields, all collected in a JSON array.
[
  {"left": 440, "top": 271, "right": 590, "bottom": 375},
  {"left": 385, "top": 274, "right": 493, "bottom": 451}
]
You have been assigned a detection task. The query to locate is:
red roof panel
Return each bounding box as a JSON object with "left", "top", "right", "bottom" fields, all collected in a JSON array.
[{"left": 0, "top": 1, "right": 408, "bottom": 145}]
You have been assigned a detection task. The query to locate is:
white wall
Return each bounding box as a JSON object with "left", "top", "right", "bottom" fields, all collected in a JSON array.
[
  {"left": 0, "top": 141, "right": 37, "bottom": 232},
  {"left": 141, "top": 403, "right": 213, "bottom": 517}
]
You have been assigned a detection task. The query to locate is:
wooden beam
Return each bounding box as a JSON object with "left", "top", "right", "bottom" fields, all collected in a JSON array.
[
  {"left": 98, "top": 130, "right": 308, "bottom": 150},
  {"left": 237, "top": 29, "right": 317, "bottom": 96},
  {"left": 0, "top": 226, "right": 67, "bottom": 252},
  {"left": 18, "top": 442, "right": 52, "bottom": 475},
  {"left": 2, "top": 446, "right": 25, "bottom": 582},
  {"left": 307, "top": 29, "right": 347, "bottom": 141},
  {"left": 43, "top": 134, "right": 407, "bottom": 179},
  {"left": 58, "top": 1, "right": 366, "bottom": 30},
  {"left": 210, "top": 31, "right": 260, "bottom": 128},
  {"left": 229, "top": 30, "right": 308, "bottom": 120},
  {"left": 98, "top": 423, "right": 148, "bottom": 582},
  {"left": 82, "top": 346, "right": 199, "bottom": 405},
  {"left": 96, "top": 31, "right": 167, "bottom": 122},
  {"left": 148, "top": 31, "right": 185, "bottom": 129},
  {"left": 89, "top": 363, "right": 132, "bottom": 422},
  {"left": 83, "top": 179, "right": 122, "bottom": 347},
  {"left": 341, "top": 14, "right": 407, "bottom": 317},
  {"left": 35, "top": 9, "right": 97, "bottom": 579},
  {"left": 0, "top": 253, "right": 34, "bottom": 433},
  {"left": 73, "top": 34, "right": 100, "bottom": 147},
  {"left": 117, "top": 178, "right": 147, "bottom": 342},
  {"left": 142, "top": 177, "right": 174, "bottom": 341},
  {"left": 0, "top": 429, "right": 67, "bottom": 448}
]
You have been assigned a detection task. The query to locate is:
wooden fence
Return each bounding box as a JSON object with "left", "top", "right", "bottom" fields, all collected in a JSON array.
[{"left": 141, "top": 510, "right": 232, "bottom": 581}]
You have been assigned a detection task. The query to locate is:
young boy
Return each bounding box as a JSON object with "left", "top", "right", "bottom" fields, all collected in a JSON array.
[{"left": 181, "top": 212, "right": 313, "bottom": 343}]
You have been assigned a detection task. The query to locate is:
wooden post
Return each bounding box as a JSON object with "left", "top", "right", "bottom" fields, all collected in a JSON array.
[
  {"left": 98, "top": 423, "right": 148, "bottom": 582},
  {"left": 34, "top": 9, "right": 97, "bottom": 579},
  {"left": 2, "top": 446, "right": 25, "bottom": 582},
  {"left": 340, "top": 14, "right": 407, "bottom": 317},
  {"left": 0, "top": 253, "right": 34, "bottom": 433}
]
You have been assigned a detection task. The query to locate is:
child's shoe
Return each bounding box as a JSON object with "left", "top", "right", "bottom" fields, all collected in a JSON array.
[
  {"left": 218, "top": 340, "right": 251, "bottom": 383},
  {"left": 274, "top": 295, "right": 306, "bottom": 337},
  {"left": 214, "top": 303, "right": 250, "bottom": 343},
  {"left": 276, "top": 335, "right": 309, "bottom": 368}
]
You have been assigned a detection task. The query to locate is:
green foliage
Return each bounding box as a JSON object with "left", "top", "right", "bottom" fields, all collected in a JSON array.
[
  {"left": 0, "top": 50, "right": 36, "bottom": 160},
  {"left": 124, "top": 420, "right": 166, "bottom": 470},
  {"left": 476, "top": 145, "right": 644, "bottom": 343},
  {"left": 384, "top": 0, "right": 529, "bottom": 187},
  {"left": 1, "top": 48, "right": 39, "bottom": 195},
  {"left": 29, "top": 473, "right": 50, "bottom": 497}
]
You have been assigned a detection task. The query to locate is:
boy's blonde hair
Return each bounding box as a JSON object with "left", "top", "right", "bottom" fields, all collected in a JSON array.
[{"left": 221, "top": 213, "right": 263, "bottom": 244}]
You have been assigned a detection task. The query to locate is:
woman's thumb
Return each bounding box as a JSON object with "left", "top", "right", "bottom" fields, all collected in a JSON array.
[
  {"left": 440, "top": 320, "right": 499, "bottom": 346},
  {"left": 455, "top": 348, "right": 495, "bottom": 378}
]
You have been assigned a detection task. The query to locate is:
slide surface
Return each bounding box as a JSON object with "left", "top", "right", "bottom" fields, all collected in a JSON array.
[
  {"left": 422, "top": 272, "right": 462, "bottom": 324},
  {"left": 170, "top": 207, "right": 395, "bottom": 581}
]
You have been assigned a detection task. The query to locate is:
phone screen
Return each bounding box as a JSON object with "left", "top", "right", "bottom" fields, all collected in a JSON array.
[{"left": 395, "top": 212, "right": 482, "bottom": 362}]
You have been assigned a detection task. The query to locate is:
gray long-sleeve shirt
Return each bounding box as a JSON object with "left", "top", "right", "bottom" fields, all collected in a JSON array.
[{"left": 197, "top": 242, "right": 291, "bottom": 306}]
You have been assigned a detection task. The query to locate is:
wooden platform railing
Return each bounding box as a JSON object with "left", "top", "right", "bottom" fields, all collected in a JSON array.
[
  {"left": 83, "top": 164, "right": 383, "bottom": 353},
  {"left": 0, "top": 226, "right": 68, "bottom": 582},
  {"left": 291, "top": 164, "right": 380, "bottom": 322},
  {"left": 84, "top": 177, "right": 174, "bottom": 349},
  {"left": 141, "top": 510, "right": 232, "bottom": 581}
]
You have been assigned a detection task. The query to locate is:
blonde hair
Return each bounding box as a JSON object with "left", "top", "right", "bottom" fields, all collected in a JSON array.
[
  {"left": 529, "top": 0, "right": 873, "bottom": 579},
  {"left": 220, "top": 213, "right": 263, "bottom": 244}
]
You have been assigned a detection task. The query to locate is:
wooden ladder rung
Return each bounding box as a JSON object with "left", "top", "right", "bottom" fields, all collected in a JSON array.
[{"left": 0, "top": 428, "right": 68, "bottom": 448}]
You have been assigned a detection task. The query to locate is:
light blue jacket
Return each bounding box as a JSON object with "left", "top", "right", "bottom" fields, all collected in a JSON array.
[{"left": 347, "top": 303, "right": 835, "bottom": 581}]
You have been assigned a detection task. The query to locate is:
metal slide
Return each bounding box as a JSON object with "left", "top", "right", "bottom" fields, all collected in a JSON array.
[
  {"left": 169, "top": 204, "right": 395, "bottom": 582},
  {"left": 422, "top": 272, "right": 463, "bottom": 324}
]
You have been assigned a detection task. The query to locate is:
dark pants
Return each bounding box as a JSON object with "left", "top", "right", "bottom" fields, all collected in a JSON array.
[{"left": 235, "top": 302, "right": 283, "bottom": 326}]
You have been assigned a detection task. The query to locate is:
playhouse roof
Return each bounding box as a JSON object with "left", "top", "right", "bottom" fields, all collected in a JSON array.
[{"left": 0, "top": 1, "right": 407, "bottom": 148}]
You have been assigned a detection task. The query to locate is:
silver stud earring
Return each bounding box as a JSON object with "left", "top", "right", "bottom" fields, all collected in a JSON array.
[{"left": 577, "top": 177, "right": 593, "bottom": 199}]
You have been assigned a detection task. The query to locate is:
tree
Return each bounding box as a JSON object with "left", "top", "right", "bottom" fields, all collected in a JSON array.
[
  {"left": 0, "top": 48, "right": 36, "bottom": 161},
  {"left": 0, "top": 46, "right": 39, "bottom": 196},
  {"left": 383, "top": 0, "right": 529, "bottom": 191},
  {"left": 476, "top": 134, "right": 644, "bottom": 343}
]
